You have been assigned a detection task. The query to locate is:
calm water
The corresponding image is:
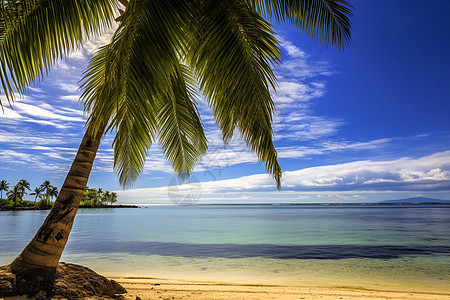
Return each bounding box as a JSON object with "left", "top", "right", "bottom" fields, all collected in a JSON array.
[{"left": 1, "top": 205, "right": 449, "bottom": 293}]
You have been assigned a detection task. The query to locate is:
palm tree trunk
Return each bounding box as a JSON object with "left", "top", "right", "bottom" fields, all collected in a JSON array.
[{"left": 10, "top": 125, "right": 105, "bottom": 294}]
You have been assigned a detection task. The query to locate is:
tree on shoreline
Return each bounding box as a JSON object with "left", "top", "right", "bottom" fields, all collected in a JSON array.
[
  {"left": 0, "top": 0, "right": 352, "bottom": 296},
  {"left": 6, "top": 185, "right": 21, "bottom": 208},
  {"left": 40, "top": 180, "right": 54, "bottom": 201},
  {"left": 16, "top": 180, "right": 31, "bottom": 202},
  {"left": 0, "top": 180, "right": 115, "bottom": 207},
  {"left": 48, "top": 186, "right": 59, "bottom": 203},
  {"left": 110, "top": 192, "right": 118, "bottom": 205},
  {"left": 0, "top": 180, "right": 9, "bottom": 199},
  {"left": 81, "top": 187, "right": 118, "bottom": 207},
  {"left": 30, "top": 187, "right": 43, "bottom": 203}
]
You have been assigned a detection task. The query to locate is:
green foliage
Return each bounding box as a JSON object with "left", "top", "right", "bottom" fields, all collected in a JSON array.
[
  {"left": 0, "top": 198, "right": 11, "bottom": 206},
  {"left": 2, "top": 0, "right": 353, "bottom": 190},
  {"left": 80, "top": 187, "right": 118, "bottom": 207},
  {"left": 0, "top": 180, "right": 9, "bottom": 199},
  {"left": 21, "top": 200, "right": 36, "bottom": 207},
  {"left": 249, "top": 0, "right": 352, "bottom": 49},
  {"left": 37, "top": 198, "right": 53, "bottom": 207},
  {"left": 0, "top": 179, "right": 61, "bottom": 208},
  {"left": 0, "top": 0, "right": 118, "bottom": 105},
  {"left": 30, "top": 187, "right": 43, "bottom": 202},
  {"left": 15, "top": 179, "right": 31, "bottom": 200},
  {"left": 6, "top": 185, "right": 19, "bottom": 205}
]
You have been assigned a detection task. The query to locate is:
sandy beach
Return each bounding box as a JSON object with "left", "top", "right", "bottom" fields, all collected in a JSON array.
[
  {"left": 109, "top": 277, "right": 450, "bottom": 300},
  {"left": 1, "top": 276, "right": 449, "bottom": 299}
]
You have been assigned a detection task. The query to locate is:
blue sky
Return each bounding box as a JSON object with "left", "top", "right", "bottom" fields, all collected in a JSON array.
[{"left": 1, "top": 1, "right": 449, "bottom": 204}]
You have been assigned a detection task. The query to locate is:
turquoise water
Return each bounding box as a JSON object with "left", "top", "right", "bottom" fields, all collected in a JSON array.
[{"left": 1, "top": 205, "right": 449, "bottom": 293}]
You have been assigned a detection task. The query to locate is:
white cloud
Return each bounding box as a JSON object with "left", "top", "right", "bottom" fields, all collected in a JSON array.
[
  {"left": 267, "top": 38, "right": 343, "bottom": 142},
  {"left": 56, "top": 83, "right": 79, "bottom": 93},
  {"left": 1, "top": 106, "right": 23, "bottom": 119},
  {"left": 0, "top": 129, "right": 71, "bottom": 145},
  {"left": 283, "top": 151, "right": 450, "bottom": 191},
  {"left": 116, "top": 151, "right": 450, "bottom": 203},
  {"left": 28, "top": 87, "right": 44, "bottom": 93},
  {"left": 13, "top": 102, "right": 84, "bottom": 122},
  {"left": 0, "top": 149, "right": 34, "bottom": 162},
  {"left": 278, "top": 36, "right": 307, "bottom": 58},
  {"left": 59, "top": 95, "right": 81, "bottom": 102}
]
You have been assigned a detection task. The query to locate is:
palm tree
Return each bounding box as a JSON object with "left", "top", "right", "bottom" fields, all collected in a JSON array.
[
  {"left": 15, "top": 179, "right": 31, "bottom": 201},
  {"left": 96, "top": 188, "right": 104, "bottom": 206},
  {"left": 103, "top": 190, "right": 111, "bottom": 205},
  {"left": 0, "top": 0, "right": 352, "bottom": 294},
  {"left": 30, "top": 187, "right": 43, "bottom": 203},
  {"left": 6, "top": 185, "right": 21, "bottom": 207},
  {"left": 48, "top": 186, "right": 59, "bottom": 203},
  {"left": 0, "top": 180, "right": 9, "bottom": 200},
  {"left": 110, "top": 192, "right": 118, "bottom": 205},
  {"left": 39, "top": 180, "right": 52, "bottom": 199}
]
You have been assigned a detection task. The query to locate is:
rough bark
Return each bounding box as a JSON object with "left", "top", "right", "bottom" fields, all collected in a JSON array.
[{"left": 8, "top": 126, "right": 105, "bottom": 295}]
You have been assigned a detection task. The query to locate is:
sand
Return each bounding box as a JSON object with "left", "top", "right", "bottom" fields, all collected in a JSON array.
[
  {"left": 1, "top": 277, "right": 449, "bottom": 299},
  {"left": 111, "top": 277, "right": 450, "bottom": 300}
]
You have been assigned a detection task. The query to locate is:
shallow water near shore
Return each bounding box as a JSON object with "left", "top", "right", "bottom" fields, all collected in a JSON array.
[{"left": 1, "top": 205, "right": 449, "bottom": 293}]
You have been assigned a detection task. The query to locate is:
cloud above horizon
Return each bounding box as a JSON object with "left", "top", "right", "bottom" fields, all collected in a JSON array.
[{"left": 116, "top": 151, "right": 450, "bottom": 204}]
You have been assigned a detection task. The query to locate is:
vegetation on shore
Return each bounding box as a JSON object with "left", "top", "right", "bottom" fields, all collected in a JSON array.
[
  {"left": 0, "top": 179, "right": 118, "bottom": 208},
  {"left": 0, "top": 179, "right": 57, "bottom": 208},
  {"left": 80, "top": 187, "right": 118, "bottom": 207}
]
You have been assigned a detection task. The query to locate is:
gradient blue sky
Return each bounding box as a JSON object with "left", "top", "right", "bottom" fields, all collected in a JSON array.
[{"left": 1, "top": 1, "right": 449, "bottom": 204}]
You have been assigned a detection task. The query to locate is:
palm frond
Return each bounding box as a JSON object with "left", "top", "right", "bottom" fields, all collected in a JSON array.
[
  {"left": 0, "top": 0, "right": 118, "bottom": 107},
  {"left": 190, "top": 0, "right": 282, "bottom": 188},
  {"left": 249, "top": 0, "right": 352, "bottom": 49},
  {"left": 81, "top": 0, "right": 199, "bottom": 187},
  {"left": 156, "top": 63, "right": 207, "bottom": 175},
  {"left": 81, "top": 42, "right": 117, "bottom": 134}
]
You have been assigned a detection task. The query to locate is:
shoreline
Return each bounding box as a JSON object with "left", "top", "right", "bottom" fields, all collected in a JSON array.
[
  {"left": 111, "top": 277, "right": 450, "bottom": 300},
  {"left": 0, "top": 204, "right": 138, "bottom": 211}
]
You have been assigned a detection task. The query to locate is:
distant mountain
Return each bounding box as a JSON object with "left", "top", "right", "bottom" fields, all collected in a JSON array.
[{"left": 379, "top": 197, "right": 450, "bottom": 204}]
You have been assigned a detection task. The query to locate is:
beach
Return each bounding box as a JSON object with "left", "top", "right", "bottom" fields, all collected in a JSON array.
[
  {"left": 3, "top": 277, "right": 450, "bottom": 300},
  {"left": 111, "top": 277, "right": 450, "bottom": 299}
]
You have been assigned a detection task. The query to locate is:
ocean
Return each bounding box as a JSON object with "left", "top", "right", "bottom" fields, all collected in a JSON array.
[{"left": 1, "top": 205, "right": 449, "bottom": 293}]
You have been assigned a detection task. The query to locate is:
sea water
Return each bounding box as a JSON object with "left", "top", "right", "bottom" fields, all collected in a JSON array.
[{"left": 1, "top": 205, "right": 449, "bottom": 293}]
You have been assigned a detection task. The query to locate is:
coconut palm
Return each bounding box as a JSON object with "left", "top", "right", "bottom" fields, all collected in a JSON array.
[
  {"left": 96, "top": 188, "right": 104, "bottom": 206},
  {"left": 6, "top": 185, "right": 21, "bottom": 207},
  {"left": 39, "top": 180, "right": 52, "bottom": 199},
  {"left": 0, "top": 180, "right": 9, "bottom": 199},
  {"left": 30, "top": 187, "right": 43, "bottom": 203},
  {"left": 15, "top": 179, "right": 31, "bottom": 200},
  {"left": 0, "top": 0, "right": 352, "bottom": 294},
  {"left": 48, "top": 186, "right": 59, "bottom": 202},
  {"left": 103, "top": 190, "right": 111, "bottom": 205},
  {"left": 110, "top": 192, "right": 118, "bottom": 205}
]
